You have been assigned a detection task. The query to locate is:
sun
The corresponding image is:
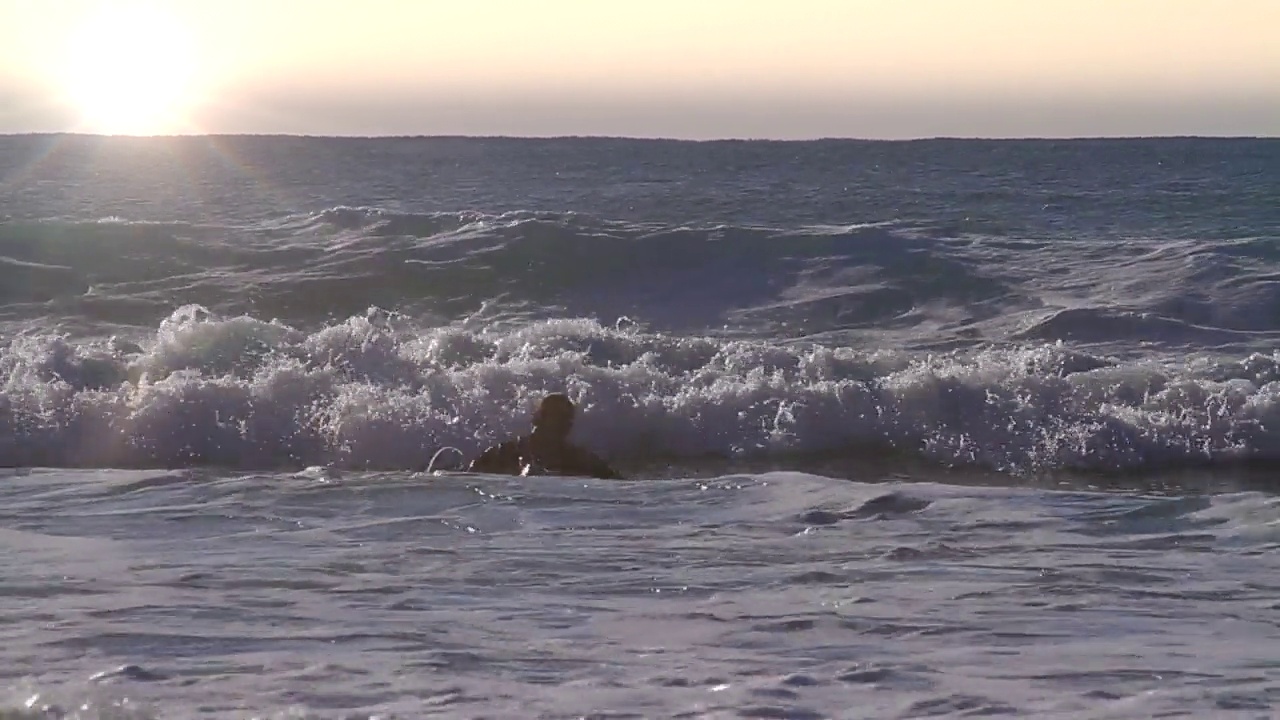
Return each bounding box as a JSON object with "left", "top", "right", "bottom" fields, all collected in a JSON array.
[{"left": 59, "top": 5, "right": 201, "bottom": 135}]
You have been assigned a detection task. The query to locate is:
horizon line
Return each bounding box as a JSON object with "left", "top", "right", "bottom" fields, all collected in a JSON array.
[{"left": 1, "top": 131, "right": 1277, "bottom": 143}]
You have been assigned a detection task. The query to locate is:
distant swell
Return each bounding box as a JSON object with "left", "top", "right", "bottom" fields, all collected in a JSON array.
[
  {"left": 5, "top": 210, "right": 1280, "bottom": 355},
  {"left": 4, "top": 306, "right": 1280, "bottom": 475},
  {"left": 0, "top": 212, "right": 1010, "bottom": 339}
]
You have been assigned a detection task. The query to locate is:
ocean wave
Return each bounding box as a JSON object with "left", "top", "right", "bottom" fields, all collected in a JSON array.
[
  {"left": 4, "top": 306, "right": 1280, "bottom": 475},
  {"left": 1008, "top": 307, "right": 1270, "bottom": 346},
  {"left": 3, "top": 210, "right": 1280, "bottom": 355}
]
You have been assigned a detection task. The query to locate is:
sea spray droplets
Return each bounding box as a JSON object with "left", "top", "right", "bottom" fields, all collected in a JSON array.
[{"left": 4, "top": 306, "right": 1280, "bottom": 472}]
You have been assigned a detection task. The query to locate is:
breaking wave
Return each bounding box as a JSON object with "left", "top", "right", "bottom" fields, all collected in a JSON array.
[{"left": 4, "top": 306, "right": 1280, "bottom": 475}]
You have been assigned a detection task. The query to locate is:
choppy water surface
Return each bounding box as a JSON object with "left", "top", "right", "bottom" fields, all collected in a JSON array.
[
  {"left": 3, "top": 469, "right": 1279, "bottom": 719},
  {"left": 3, "top": 135, "right": 1280, "bottom": 717}
]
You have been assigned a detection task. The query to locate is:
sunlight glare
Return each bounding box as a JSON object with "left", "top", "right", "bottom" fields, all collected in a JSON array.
[{"left": 59, "top": 5, "right": 200, "bottom": 135}]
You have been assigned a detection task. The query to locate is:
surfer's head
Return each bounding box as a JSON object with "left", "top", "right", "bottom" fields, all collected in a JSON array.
[{"left": 532, "top": 393, "right": 576, "bottom": 438}]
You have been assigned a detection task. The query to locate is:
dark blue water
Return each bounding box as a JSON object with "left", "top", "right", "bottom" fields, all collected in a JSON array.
[
  {"left": 2, "top": 135, "right": 1279, "bottom": 476},
  {"left": 4, "top": 135, "right": 1280, "bottom": 720}
]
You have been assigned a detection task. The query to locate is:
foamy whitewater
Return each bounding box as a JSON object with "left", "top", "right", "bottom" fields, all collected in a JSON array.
[{"left": 2, "top": 135, "right": 1278, "bottom": 718}]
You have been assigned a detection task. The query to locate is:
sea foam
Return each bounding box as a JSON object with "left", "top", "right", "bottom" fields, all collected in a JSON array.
[{"left": 3, "top": 305, "right": 1280, "bottom": 474}]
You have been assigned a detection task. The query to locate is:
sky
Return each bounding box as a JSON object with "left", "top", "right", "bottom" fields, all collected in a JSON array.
[{"left": 1, "top": 0, "right": 1277, "bottom": 139}]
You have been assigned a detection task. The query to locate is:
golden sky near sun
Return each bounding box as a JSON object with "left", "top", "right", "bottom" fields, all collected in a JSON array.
[{"left": 1, "top": 0, "right": 1277, "bottom": 136}]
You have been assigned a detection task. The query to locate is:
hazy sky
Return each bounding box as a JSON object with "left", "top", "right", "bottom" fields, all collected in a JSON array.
[{"left": 2, "top": 0, "right": 1277, "bottom": 138}]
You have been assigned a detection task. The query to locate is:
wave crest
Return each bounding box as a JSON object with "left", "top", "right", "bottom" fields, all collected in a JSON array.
[{"left": 4, "top": 306, "right": 1280, "bottom": 475}]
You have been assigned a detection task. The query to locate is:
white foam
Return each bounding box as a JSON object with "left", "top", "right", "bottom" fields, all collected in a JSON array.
[
  {"left": 4, "top": 306, "right": 1280, "bottom": 473},
  {"left": 1, "top": 468, "right": 1276, "bottom": 718}
]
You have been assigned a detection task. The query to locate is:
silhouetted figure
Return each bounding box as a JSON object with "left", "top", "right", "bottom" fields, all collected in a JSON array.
[{"left": 469, "top": 393, "right": 621, "bottom": 479}]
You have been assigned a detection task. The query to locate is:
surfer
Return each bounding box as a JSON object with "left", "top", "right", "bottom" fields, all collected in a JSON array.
[{"left": 468, "top": 393, "right": 622, "bottom": 479}]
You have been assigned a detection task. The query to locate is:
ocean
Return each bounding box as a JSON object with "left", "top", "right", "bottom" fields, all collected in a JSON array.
[{"left": 1, "top": 134, "right": 1278, "bottom": 718}]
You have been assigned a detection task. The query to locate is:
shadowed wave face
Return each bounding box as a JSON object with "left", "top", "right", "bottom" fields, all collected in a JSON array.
[
  {"left": 0, "top": 213, "right": 1019, "bottom": 339},
  {"left": 1, "top": 136, "right": 1278, "bottom": 478}
]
